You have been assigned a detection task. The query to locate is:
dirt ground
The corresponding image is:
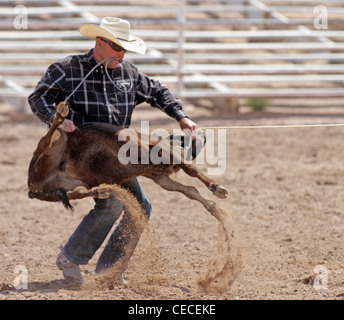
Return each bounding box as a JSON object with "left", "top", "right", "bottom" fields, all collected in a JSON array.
[{"left": 1, "top": 99, "right": 344, "bottom": 301}]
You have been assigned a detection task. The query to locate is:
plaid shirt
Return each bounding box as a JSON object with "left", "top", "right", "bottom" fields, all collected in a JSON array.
[{"left": 28, "top": 50, "right": 187, "bottom": 127}]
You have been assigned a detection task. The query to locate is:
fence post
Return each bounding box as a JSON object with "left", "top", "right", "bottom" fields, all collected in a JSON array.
[{"left": 177, "top": 0, "right": 186, "bottom": 97}]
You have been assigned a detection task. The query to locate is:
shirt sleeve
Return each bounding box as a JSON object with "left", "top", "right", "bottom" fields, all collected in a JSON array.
[
  {"left": 135, "top": 70, "right": 188, "bottom": 121},
  {"left": 28, "top": 63, "right": 67, "bottom": 125}
]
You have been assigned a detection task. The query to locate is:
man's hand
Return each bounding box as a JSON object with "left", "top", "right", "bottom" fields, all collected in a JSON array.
[
  {"left": 178, "top": 117, "right": 198, "bottom": 136},
  {"left": 59, "top": 119, "right": 76, "bottom": 133}
]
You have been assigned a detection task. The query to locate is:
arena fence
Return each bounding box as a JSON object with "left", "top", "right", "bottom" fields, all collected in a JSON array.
[{"left": 0, "top": 0, "right": 344, "bottom": 112}]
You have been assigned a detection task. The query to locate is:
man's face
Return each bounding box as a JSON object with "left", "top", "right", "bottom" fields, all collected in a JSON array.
[{"left": 95, "top": 37, "right": 126, "bottom": 69}]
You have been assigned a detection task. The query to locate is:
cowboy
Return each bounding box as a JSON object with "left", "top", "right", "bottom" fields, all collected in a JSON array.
[{"left": 28, "top": 17, "right": 198, "bottom": 284}]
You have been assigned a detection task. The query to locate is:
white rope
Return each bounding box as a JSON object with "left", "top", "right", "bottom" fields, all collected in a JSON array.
[
  {"left": 200, "top": 123, "right": 344, "bottom": 130},
  {"left": 64, "top": 57, "right": 131, "bottom": 103}
]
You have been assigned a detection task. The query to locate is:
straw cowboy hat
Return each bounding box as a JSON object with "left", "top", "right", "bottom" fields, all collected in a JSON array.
[{"left": 79, "top": 17, "right": 146, "bottom": 55}]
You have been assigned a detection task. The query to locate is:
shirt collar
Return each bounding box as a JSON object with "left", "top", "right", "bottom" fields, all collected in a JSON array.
[
  {"left": 82, "top": 49, "right": 125, "bottom": 71},
  {"left": 85, "top": 49, "right": 99, "bottom": 68}
]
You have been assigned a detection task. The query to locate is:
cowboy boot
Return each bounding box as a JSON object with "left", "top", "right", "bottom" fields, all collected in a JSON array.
[{"left": 56, "top": 252, "right": 83, "bottom": 284}]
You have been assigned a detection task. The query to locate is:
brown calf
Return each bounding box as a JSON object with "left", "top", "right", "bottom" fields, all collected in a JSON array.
[{"left": 28, "top": 102, "right": 228, "bottom": 217}]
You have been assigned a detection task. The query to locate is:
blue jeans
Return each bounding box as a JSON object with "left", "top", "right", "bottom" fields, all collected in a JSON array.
[{"left": 62, "top": 177, "right": 151, "bottom": 272}]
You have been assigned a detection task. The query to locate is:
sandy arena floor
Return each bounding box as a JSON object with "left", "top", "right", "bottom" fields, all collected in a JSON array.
[{"left": 1, "top": 100, "right": 344, "bottom": 300}]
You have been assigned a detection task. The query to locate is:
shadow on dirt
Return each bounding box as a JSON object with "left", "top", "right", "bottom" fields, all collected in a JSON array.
[{"left": 0, "top": 279, "right": 80, "bottom": 297}]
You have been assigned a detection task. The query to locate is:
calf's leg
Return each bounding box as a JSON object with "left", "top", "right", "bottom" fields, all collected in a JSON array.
[
  {"left": 178, "top": 163, "right": 228, "bottom": 199},
  {"left": 67, "top": 184, "right": 112, "bottom": 200},
  {"left": 33, "top": 102, "right": 69, "bottom": 156},
  {"left": 151, "top": 174, "right": 218, "bottom": 215},
  {"left": 67, "top": 184, "right": 147, "bottom": 232}
]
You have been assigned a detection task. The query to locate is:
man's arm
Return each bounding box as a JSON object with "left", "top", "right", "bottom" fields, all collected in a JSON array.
[
  {"left": 28, "top": 63, "right": 66, "bottom": 125},
  {"left": 28, "top": 63, "right": 77, "bottom": 132},
  {"left": 136, "top": 71, "right": 199, "bottom": 135}
]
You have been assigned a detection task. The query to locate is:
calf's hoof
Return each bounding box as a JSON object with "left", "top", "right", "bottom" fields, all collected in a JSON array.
[
  {"left": 57, "top": 102, "right": 69, "bottom": 119},
  {"left": 67, "top": 186, "right": 90, "bottom": 198},
  {"left": 92, "top": 185, "right": 111, "bottom": 199},
  {"left": 213, "top": 185, "right": 228, "bottom": 199}
]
